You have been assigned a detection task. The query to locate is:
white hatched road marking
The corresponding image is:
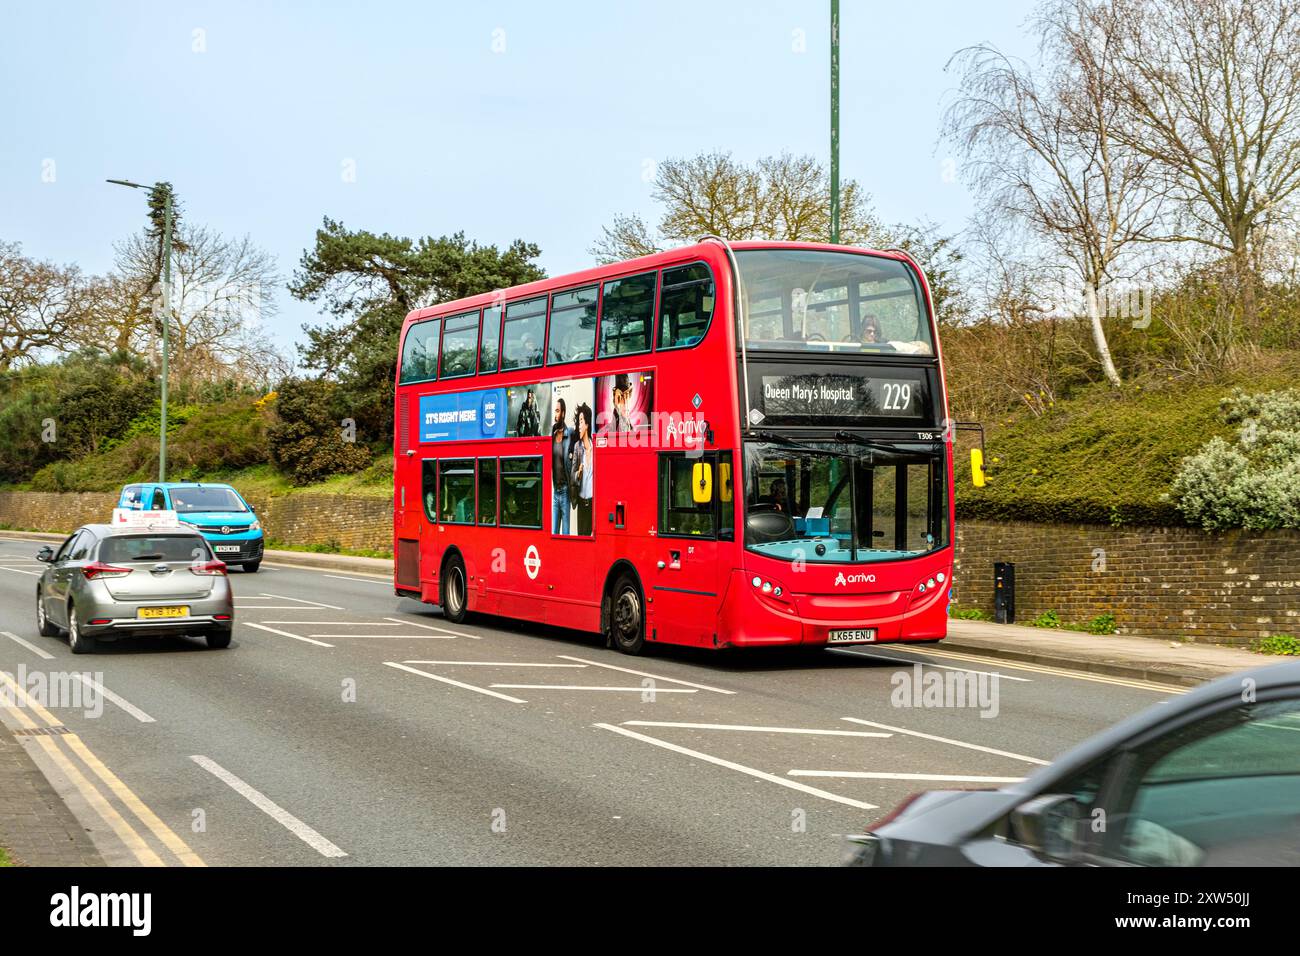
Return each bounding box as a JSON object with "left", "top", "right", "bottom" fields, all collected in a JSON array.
[
  {"left": 491, "top": 685, "right": 698, "bottom": 693},
  {"left": 190, "top": 755, "right": 347, "bottom": 859},
  {"left": 383, "top": 617, "right": 482, "bottom": 639},
  {"left": 402, "top": 660, "right": 585, "bottom": 668},
  {"left": 556, "top": 655, "right": 736, "bottom": 694},
  {"left": 383, "top": 661, "right": 526, "bottom": 703},
  {"left": 789, "top": 770, "right": 1027, "bottom": 783},
  {"left": 243, "top": 623, "right": 333, "bottom": 648},
  {"left": 595, "top": 723, "right": 876, "bottom": 811},
  {"left": 622, "top": 721, "right": 892, "bottom": 738},
  {"left": 835, "top": 649, "right": 1033, "bottom": 682},
  {"left": 257, "top": 592, "right": 344, "bottom": 610},
  {"left": 842, "top": 718, "right": 1049, "bottom": 765},
  {"left": 0, "top": 566, "right": 42, "bottom": 575}
]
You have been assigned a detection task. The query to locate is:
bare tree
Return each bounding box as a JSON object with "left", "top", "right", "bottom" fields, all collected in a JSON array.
[
  {"left": 0, "top": 242, "right": 93, "bottom": 370},
  {"left": 106, "top": 225, "right": 287, "bottom": 386},
  {"left": 1103, "top": 0, "right": 1300, "bottom": 325},
  {"left": 944, "top": 0, "right": 1165, "bottom": 387},
  {"left": 591, "top": 151, "right": 886, "bottom": 264}
]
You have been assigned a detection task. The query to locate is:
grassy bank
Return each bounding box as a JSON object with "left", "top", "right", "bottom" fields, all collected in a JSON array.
[{"left": 953, "top": 366, "right": 1300, "bottom": 526}]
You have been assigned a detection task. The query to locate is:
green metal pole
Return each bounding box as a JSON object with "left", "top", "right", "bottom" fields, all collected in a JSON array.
[
  {"left": 830, "top": 0, "right": 840, "bottom": 245},
  {"left": 159, "top": 190, "right": 172, "bottom": 483}
]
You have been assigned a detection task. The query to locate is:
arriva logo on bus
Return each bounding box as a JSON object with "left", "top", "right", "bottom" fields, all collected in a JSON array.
[{"left": 834, "top": 571, "right": 877, "bottom": 587}]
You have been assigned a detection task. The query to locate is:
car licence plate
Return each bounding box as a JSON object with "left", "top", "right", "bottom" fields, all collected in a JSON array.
[
  {"left": 828, "top": 628, "right": 876, "bottom": 644},
  {"left": 213, "top": 545, "right": 241, "bottom": 553},
  {"left": 138, "top": 606, "right": 189, "bottom": 619}
]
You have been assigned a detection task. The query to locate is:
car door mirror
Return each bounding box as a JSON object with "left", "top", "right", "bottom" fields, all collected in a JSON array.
[
  {"left": 1010, "top": 794, "right": 1086, "bottom": 863},
  {"left": 35, "top": 546, "right": 54, "bottom": 563}
]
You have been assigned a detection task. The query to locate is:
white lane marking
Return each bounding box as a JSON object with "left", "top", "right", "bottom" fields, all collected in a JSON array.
[
  {"left": 243, "top": 623, "right": 333, "bottom": 648},
  {"left": 402, "top": 661, "right": 586, "bottom": 668},
  {"left": 383, "top": 662, "right": 526, "bottom": 703},
  {"left": 383, "top": 617, "right": 482, "bottom": 639},
  {"left": 2, "top": 631, "right": 55, "bottom": 660},
  {"left": 557, "top": 656, "right": 736, "bottom": 695},
  {"left": 789, "top": 770, "right": 1026, "bottom": 783},
  {"left": 891, "top": 645, "right": 1183, "bottom": 693},
  {"left": 834, "top": 649, "right": 1033, "bottom": 682},
  {"left": 258, "top": 592, "right": 344, "bottom": 610},
  {"left": 841, "top": 718, "right": 1049, "bottom": 766},
  {"left": 323, "top": 573, "right": 392, "bottom": 585},
  {"left": 309, "top": 634, "right": 457, "bottom": 639},
  {"left": 595, "top": 723, "right": 876, "bottom": 811},
  {"left": 0, "top": 566, "right": 41, "bottom": 575},
  {"left": 263, "top": 621, "right": 401, "bottom": 626},
  {"left": 622, "top": 721, "right": 892, "bottom": 738},
  {"left": 234, "top": 605, "right": 335, "bottom": 610},
  {"left": 491, "top": 685, "right": 698, "bottom": 693},
  {"left": 76, "top": 674, "right": 154, "bottom": 723},
  {"left": 189, "top": 755, "right": 347, "bottom": 859}
]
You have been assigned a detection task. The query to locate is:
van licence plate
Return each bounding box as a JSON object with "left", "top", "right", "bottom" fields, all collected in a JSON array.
[
  {"left": 138, "top": 606, "right": 189, "bottom": 619},
  {"left": 213, "top": 545, "right": 241, "bottom": 553},
  {"left": 828, "top": 628, "right": 876, "bottom": 644}
]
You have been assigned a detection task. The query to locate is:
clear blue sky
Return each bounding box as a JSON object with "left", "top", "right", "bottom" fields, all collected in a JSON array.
[{"left": 0, "top": 0, "right": 1037, "bottom": 361}]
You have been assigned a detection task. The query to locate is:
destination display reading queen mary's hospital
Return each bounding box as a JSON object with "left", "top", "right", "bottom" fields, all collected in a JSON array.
[{"left": 752, "top": 367, "right": 931, "bottom": 424}]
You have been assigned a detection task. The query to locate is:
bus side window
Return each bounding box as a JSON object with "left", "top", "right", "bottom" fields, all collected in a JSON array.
[
  {"left": 421, "top": 460, "right": 438, "bottom": 523},
  {"left": 658, "top": 263, "right": 714, "bottom": 349}
]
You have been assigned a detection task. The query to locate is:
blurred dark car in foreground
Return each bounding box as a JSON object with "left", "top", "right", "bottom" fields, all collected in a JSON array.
[{"left": 844, "top": 661, "right": 1300, "bottom": 866}]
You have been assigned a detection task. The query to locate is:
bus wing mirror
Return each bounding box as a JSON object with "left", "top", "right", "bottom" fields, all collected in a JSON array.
[
  {"left": 692, "top": 463, "right": 714, "bottom": 504},
  {"left": 718, "top": 463, "right": 732, "bottom": 502},
  {"left": 971, "top": 448, "right": 987, "bottom": 488}
]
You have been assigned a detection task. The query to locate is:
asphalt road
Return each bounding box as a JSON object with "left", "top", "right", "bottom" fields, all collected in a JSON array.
[{"left": 0, "top": 535, "right": 1184, "bottom": 866}]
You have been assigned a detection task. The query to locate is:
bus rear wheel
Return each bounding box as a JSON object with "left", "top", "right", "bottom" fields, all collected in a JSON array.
[
  {"left": 608, "top": 573, "right": 645, "bottom": 655},
  {"left": 441, "top": 554, "right": 468, "bottom": 624}
]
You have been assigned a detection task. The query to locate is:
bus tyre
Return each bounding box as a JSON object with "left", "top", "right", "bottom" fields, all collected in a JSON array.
[
  {"left": 441, "top": 555, "right": 468, "bottom": 624},
  {"left": 608, "top": 573, "right": 645, "bottom": 655}
]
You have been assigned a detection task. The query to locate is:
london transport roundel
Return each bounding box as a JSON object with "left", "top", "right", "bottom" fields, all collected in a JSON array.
[{"left": 524, "top": 545, "right": 541, "bottom": 580}]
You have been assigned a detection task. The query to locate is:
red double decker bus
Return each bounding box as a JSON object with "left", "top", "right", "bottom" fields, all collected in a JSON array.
[{"left": 393, "top": 238, "right": 957, "bottom": 654}]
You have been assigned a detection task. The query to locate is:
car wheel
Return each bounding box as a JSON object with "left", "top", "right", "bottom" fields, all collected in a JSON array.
[
  {"left": 36, "top": 587, "right": 58, "bottom": 637},
  {"left": 440, "top": 555, "right": 468, "bottom": 624},
  {"left": 607, "top": 572, "right": 646, "bottom": 655},
  {"left": 206, "top": 630, "right": 232, "bottom": 649},
  {"left": 242, "top": 560, "right": 261, "bottom": 573},
  {"left": 68, "top": 605, "right": 96, "bottom": 655}
]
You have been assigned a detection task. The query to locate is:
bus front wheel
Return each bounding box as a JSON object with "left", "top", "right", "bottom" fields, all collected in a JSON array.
[
  {"left": 608, "top": 573, "right": 645, "bottom": 655},
  {"left": 441, "top": 554, "right": 468, "bottom": 624}
]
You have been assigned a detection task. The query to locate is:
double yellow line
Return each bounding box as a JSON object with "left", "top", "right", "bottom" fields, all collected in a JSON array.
[{"left": 0, "top": 670, "right": 204, "bottom": 867}]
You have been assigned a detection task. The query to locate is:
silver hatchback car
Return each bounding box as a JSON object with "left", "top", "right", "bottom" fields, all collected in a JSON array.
[{"left": 35, "top": 524, "right": 235, "bottom": 653}]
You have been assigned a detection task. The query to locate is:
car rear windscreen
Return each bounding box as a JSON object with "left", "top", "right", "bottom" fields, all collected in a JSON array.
[
  {"left": 168, "top": 488, "right": 248, "bottom": 513},
  {"left": 100, "top": 535, "right": 212, "bottom": 563}
]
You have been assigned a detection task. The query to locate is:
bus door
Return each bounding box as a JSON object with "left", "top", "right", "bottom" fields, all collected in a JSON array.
[{"left": 649, "top": 452, "right": 732, "bottom": 646}]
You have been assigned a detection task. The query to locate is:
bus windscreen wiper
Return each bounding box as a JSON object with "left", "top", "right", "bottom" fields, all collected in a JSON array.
[
  {"left": 833, "top": 430, "right": 917, "bottom": 454},
  {"left": 750, "top": 431, "right": 828, "bottom": 454}
]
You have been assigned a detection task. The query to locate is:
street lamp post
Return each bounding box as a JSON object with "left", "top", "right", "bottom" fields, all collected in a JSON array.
[
  {"left": 830, "top": 0, "right": 840, "bottom": 245},
  {"left": 107, "top": 178, "right": 172, "bottom": 483}
]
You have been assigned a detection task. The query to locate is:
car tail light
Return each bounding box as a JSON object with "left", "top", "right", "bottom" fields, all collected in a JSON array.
[
  {"left": 81, "top": 562, "right": 131, "bottom": 580},
  {"left": 189, "top": 560, "right": 227, "bottom": 576},
  {"left": 213, "top": 614, "right": 232, "bottom": 621},
  {"left": 88, "top": 618, "right": 112, "bottom": 625}
]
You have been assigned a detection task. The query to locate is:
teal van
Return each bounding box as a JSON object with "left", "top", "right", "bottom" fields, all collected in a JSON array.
[{"left": 117, "top": 482, "right": 265, "bottom": 572}]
